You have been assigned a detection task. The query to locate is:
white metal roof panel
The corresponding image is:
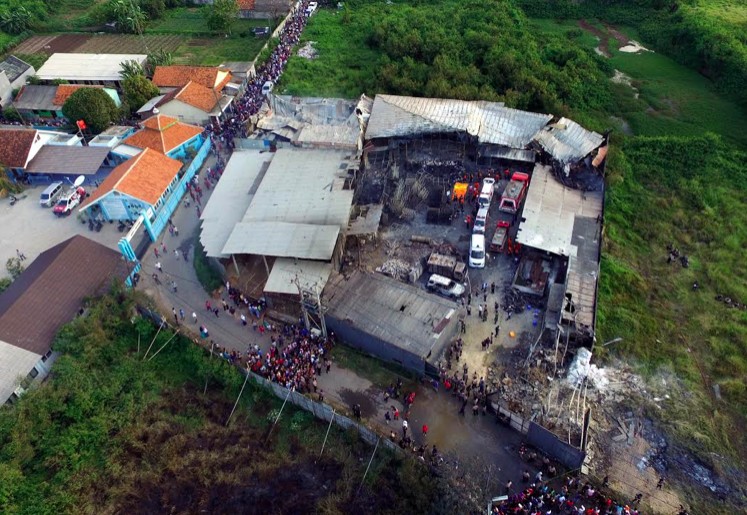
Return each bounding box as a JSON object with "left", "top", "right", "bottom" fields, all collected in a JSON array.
[
  {"left": 515, "top": 164, "right": 603, "bottom": 256},
  {"left": 200, "top": 149, "right": 273, "bottom": 258},
  {"left": 264, "top": 258, "right": 332, "bottom": 295},
  {"left": 0, "top": 340, "right": 41, "bottom": 404},
  {"left": 241, "top": 148, "right": 354, "bottom": 228},
  {"left": 533, "top": 117, "right": 604, "bottom": 165},
  {"left": 36, "top": 53, "right": 147, "bottom": 81},
  {"left": 222, "top": 222, "right": 340, "bottom": 260}
]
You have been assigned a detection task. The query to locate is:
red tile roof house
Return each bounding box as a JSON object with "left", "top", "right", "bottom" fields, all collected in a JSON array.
[
  {"left": 112, "top": 114, "right": 205, "bottom": 161},
  {"left": 78, "top": 148, "right": 183, "bottom": 222},
  {"left": 0, "top": 235, "right": 127, "bottom": 405},
  {"left": 149, "top": 66, "right": 234, "bottom": 125}
]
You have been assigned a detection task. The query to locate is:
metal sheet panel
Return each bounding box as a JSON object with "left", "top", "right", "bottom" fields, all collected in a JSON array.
[
  {"left": 264, "top": 258, "right": 332, "bottom": 295},
  {"left": 222, "top": 222, "right": 340, "bottom": 260}
]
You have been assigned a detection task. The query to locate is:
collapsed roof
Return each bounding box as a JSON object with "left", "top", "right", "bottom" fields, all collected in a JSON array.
[{"left": 365, "top": 94, "right": 604, "bottom": 165}]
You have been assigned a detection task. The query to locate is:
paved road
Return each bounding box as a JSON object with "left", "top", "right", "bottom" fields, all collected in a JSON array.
[{"left": 135, "top": 148, "right": 536, "bottom": 493}]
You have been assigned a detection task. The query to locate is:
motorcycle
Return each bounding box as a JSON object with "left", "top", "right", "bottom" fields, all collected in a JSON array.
[{"left": 9, "top": 195, "right": 18, "bottom": 206}]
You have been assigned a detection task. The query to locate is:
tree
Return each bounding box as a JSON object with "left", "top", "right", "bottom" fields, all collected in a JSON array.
[
  {"left": 6, "top": 257, "right": 24, "bottom": 280},
  {"left": 107, "top": 0, "right": 146, "bottom": 34},
  {"left": 62, "top": 88, "right": 119, "bottom": 134},
  {"left": 206, "top": 0, "right": 238, "bottom": 35},
  {"left": 120, "top": 59, "right": 146, "bottom": 81},
  {"left": 145, "top": 50, "right": 174, "bottom": 76},
  {"left": 122, "top": 75, "right": 160, "bottom": 114},
  {"left": 0, "top": 6, "right": 32, "bottom": 34}
]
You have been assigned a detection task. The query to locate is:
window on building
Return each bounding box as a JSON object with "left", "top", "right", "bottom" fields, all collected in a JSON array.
[{"left": 28, "top": 367, "right": 39, "bottom": 379}]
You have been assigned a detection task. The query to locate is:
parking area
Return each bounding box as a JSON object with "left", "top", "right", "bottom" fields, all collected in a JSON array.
[{"left": 0, "top": 185, "right": 123, "bottom": 279}]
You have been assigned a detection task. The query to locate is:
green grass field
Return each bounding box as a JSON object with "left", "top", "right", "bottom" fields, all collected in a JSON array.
[
  {"left": 278, "top": 8, "right": 382, "bottom": 98},
  {"left": 146, "top": 7, "right": 277, "bottom": 36}
]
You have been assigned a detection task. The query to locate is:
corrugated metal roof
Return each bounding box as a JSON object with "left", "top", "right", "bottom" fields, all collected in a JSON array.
[
  {"left": 36, "top": 53, "right": 147, "bottom": 81},
  {"left": 200, "top": 149, "right": 272, "bottom": 258},
  {"left": 0, "top": 55, "right": 33, "bottom": 83},
  {"left": 0, "top": 341, "right": 43, "bottom": 404},
  {"left": 515, "top": 164, "right": 602, "bottom": 256},
  {"left": 533, "top": 117, "right": 604, "bottom": 165},
  {"left": 12, "top": 85, "right": 58, "bottom": 111},
  {"left": 365, "top": 94, "right": 552, "bottom": 148},
  {"left": 480, "top": 145, "right": 536, "bottom": 163},
  {"left": 264, "top": 258, "right": 332, "bottom": 295},
  {"left": 324, "top": 271, "right": 457, "bottom": 357},
  {"left": 241, "top": 148, "right": 354, "bottom": 228},
  {"left": 222, "top": 222, "right": 340, "bottom": 260},
  {"left": 563, "top": 216, "right": 601, "bottom": 331},
  {"left": 25, "top": 145, "right": 110, "bottom": 175}
]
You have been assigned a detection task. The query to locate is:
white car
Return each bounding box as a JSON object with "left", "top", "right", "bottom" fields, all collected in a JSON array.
[{"left": 305, "top": 1, "right": 318, "bottom": 15}]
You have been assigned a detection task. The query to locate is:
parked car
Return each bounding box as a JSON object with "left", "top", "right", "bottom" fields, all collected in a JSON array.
[
  {"left": 53, "top": 187, "right": 86, "bottom": 216},
  {"left": 305, "top": 1, "right": 318, "bottom": 15},
  {"left": 39, "top": 181, "right": 64, "bottom": 207},
  {"left": 426, "top": 274, "right": 466, "bottom": 299}
]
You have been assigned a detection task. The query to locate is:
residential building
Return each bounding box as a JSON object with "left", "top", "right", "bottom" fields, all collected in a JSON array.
[
  {"left": 0, "top": 55, "right": 35, "bottom": 107},
  {"left": 151, "top": 65, "right": 232, "bottom": 93},
  {"left": 114, "top": 114, "right": 205, "bottom": 160},
  {"left": 78, "top": 148, "right": 183, "bottom": 221},
  {"left": 0, "top": 235, "right": 126, "bottom": 405},
  {"left": 152, "top": 80, "right": 233, "bottom": 125},
  {"left": 34, "top": 53, "right": 147, "bottom": 88},
  {"left": 12, "top": 84, "right": 121, "bottom": 120},
  {"left": 24, "top": 146, "right": 113, "bottom": 184},
  {"left": 0, "top": 128, "right": 82, "bottom": 179}
]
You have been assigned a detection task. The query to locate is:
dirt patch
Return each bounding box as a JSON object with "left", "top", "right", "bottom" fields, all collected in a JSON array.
[
  {"left": 14, "top": 34, "right": 91, "bottom": 54},
  {"left": 603, "top": 22, "right": 629, "bottom": 47},
  {"left": 579, "top": 19, "right": 610, "bottom": 57},
  {"left": 338, "top": 387, "right": 378, "bottom": 417}
]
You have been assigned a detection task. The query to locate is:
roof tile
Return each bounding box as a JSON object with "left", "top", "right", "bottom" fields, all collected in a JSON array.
[
  {"left": 53, "top": 84, "right": 104, "bottom": 106},
  {"left": 0, "top": 129, "right": 38, "bottom": 168},
  {"left": 80, "top": 148, "right": 183, "bottom": 208},
  {"left": 124, "top": 114, "right": 204, "bottom": 154},
  {"left": 173, "top": 81, "right": 220, "bottom": 112},
  {"left": 152, "top": 65, "right": 232, "bottom": 91},
  {"left": 0, "top": 235, "right": 126, "bottom": 356}
]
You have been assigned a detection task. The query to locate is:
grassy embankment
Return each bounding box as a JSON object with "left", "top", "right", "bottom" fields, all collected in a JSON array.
[
  {"left": 0, "top": 287, "right": 453, "bottom": 513},
  {"left": 279, "top": 0, "right": 747, "bottom": 492}
]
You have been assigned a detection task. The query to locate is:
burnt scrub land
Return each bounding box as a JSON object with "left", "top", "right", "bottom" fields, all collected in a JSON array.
[{"left": 0, "top": 290, "right": 466, "bottom": 514}]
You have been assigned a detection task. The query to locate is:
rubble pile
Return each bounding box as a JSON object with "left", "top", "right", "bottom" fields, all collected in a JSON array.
[{"left": 376, "top": 259, "right": 413, "bottom": 280}]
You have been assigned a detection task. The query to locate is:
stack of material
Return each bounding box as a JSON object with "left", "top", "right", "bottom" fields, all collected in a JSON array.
[{"left": 376, "top": 259, "right": 420, "bottom": 282}]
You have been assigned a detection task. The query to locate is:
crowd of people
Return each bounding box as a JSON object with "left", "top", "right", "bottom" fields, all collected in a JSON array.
[
  {"left": 205, "top": 0, "right": 313, "bottom": 150},
  {"left": 244, "top": 323, "right": 334, "bottom": 393}
]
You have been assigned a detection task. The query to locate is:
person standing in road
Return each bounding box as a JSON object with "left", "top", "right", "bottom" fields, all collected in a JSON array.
[
  {"left": 402, "top": 419, "right": 408, "bottom": 437},
  {"left": 192, "top": 311, "right": 197, "bottom": 324},
  {"left": 179, "top": 308, "right": 185, "bottom": 321}
]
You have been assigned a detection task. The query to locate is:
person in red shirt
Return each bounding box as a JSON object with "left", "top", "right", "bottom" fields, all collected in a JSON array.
[{"left": 422, "top": 424, "right": 428, "bottom": 436}]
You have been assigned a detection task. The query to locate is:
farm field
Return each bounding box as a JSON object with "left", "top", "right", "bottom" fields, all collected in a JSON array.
[
  {"left": 11, "top": 32, "right": 265, "bottom": 67},
  {"left": 1, "top": 4, "right": 275, "bottom": 66}
]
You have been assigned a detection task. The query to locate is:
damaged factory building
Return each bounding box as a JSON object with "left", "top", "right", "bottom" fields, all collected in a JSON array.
[{"left": 198, "top": 92, "right": 607, "bottom": 376}]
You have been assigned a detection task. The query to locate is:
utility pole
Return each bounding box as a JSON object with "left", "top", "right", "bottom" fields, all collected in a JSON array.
[{"left": 295, "top": 276, "right": 327, "bottom": 338}]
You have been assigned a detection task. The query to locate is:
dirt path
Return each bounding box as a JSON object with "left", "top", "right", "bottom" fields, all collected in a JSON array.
[{"left": 578, "top": 19, "right": 611, "bottom": 57}]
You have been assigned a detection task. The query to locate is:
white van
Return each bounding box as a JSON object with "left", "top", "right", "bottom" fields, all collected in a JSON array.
[
  {"left": 426, "top": 274, "right": 466, "bottom": 299},
  {"left": 473, "top": 206, "right": 489, "bottom": 234},
  {"left": 469, "top": 234, "right": 486, "bottom": 268},
  {"left": 261, "top": 80, "right": 274, "bottom": 95},
  {"left": 40, "top": 182, "right": 64, "bottom": 207},
  {"left": 478, "top": 177, "right": 495, "bottom": 208}
]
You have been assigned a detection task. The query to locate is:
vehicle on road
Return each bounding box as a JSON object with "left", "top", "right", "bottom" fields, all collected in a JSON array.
[
  {"left": 305, "top": 1, "right": 318, "bottom": 15},
  {"left": 468, "top": 233, "right": 486, "bottom": 268},
  {"left": 498, "top": 172, "right": 529, "bottom": 214},
  {"left": 490, "top": 220, "right": 511, "bottom": 253},
  {"left": 473, "top": 206, "right": 489, "bottom": 234},
  {"left": 427, "top": 252, "right": 467, "bottom": 281},
  {"left": 478, "top": 177, "right": 495, "bottom": 208},
  {"left": 53, "top": 187, "right": 85, "bottom": 216}
]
